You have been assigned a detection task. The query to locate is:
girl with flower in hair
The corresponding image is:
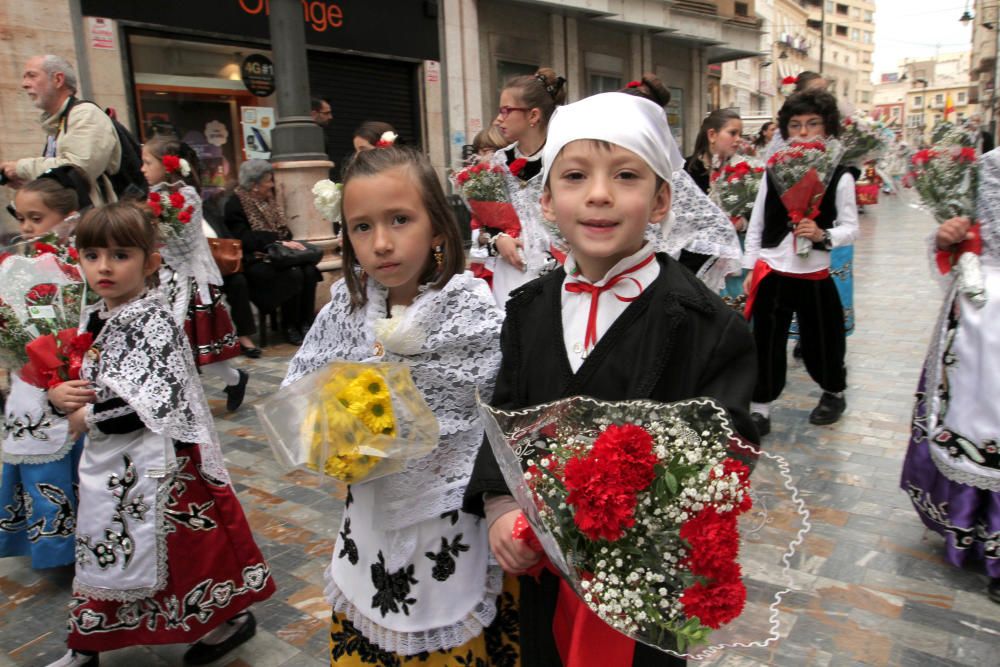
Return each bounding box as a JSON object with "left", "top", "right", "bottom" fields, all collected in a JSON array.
[
  {"left": 485, "top": 67, "right": 568, "bottom": 308},
  {"left": 352, "top": 121, "right": 398, "bottom": 154},
  {"left": 283, "top": 145, "right": 517, "bottom": 666},
  {"left": 0, "top": 166, "right": 93, "bottom": 570},
  {"left": 141, "top": 138, "right": 249, "bottom": 411}
]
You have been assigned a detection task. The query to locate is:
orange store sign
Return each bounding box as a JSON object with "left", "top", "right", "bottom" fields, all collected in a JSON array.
[{"left": 238, "top": 0, "right": 344, "bottom": 33}]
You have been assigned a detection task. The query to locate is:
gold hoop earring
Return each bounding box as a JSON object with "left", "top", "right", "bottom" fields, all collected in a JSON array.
[{"left": 434, "top": 245, "right": 444, "bottom": 268}]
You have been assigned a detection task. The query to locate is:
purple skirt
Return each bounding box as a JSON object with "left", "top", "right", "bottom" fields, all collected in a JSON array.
[{"left": 900, "top": 375, "right": 1000, "bottom": 577}]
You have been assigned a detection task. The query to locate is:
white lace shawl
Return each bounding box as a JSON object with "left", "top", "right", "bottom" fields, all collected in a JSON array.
[
  {"left": 650, "top": 169, "right": 744, "bottom": 291},
  {"left": 80, "top": 292, "right": 230, "bottom": 482},
  {"left": 151, "top": 183, "right": 224, "bottom": 313},
  {"left": 975, "top": 149, "right": 1000, "bottom": 261},
  {"left": 284, "top": 272, "right": 503, "bottom": 530}
]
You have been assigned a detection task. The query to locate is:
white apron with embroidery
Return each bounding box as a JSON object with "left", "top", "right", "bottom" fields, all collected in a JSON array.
[
  {"left": 74, "top": 428, "right": 175, "bottom": 600},
  {"left": 2, "top": 373, "right": 73, "bottom": 464}
]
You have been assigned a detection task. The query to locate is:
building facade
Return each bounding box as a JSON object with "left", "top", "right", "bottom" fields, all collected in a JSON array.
[
  {"left": 968, "top": 0, "right": 999, "bottom": 135},
  {"left": 1, "top": 0, "right": 763, "bottom": 223}
]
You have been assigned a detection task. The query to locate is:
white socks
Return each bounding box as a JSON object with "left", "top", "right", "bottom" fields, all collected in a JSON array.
[
  {"left": 202, "top": 362, "right": 241, "bottom": 386},
  {"left": 750, "top": 401, "right": 771, "bottom": 418}
]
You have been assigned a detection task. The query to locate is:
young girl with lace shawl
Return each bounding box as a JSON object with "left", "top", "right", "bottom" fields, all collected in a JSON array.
[
  {"left": 45, "top": 203, "right": 275, "bottom": 667},
  {"left": 141, "top": 138, "right": 249, "bottom": 411},
  {"left": 901, "top": 147, "right": 1000, "bottom": 604},
  {"left": 283, "top": 146, "right": 516, "bottom": 666},
  {"left": 484, "top": 67, "right": 567, "bottom": 308},
  {"left": 1, "top": 167, "right": 91, "bottom": 569}
]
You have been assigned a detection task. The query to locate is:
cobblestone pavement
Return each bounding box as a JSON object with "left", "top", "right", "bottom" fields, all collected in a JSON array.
[{"left": 3, "top": 193, "right": 999, "bottom": 666}]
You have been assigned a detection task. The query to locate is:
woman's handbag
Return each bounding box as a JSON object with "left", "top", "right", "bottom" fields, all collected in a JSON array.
[
  {"left": 266, "top": 240, "right": 323, "bottom": 268},
  {"left": 208, "top": 237, "right": 243, "bottom": 276}
]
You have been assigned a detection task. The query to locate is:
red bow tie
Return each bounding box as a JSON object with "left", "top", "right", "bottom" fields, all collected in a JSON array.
[{"left": 564, "top": 254, "right": 656, "bottom": 351}]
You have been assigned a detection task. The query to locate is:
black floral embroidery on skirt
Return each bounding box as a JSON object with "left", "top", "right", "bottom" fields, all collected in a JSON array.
[
  {"left": 370, "top": 551, "right": 418, "bottom": 617},
  {"left": 330, "top": 615, "right": 401, "bottom": 666},
  {"left": 338, "top": 517, "right": 359, "bottom": 565},
  {"left": 425, "top": 534, "right": 470, "bottom": 582}
]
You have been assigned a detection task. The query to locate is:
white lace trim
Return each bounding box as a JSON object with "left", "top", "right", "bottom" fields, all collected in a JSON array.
[
  {"left": 929, "top": 441, "right": 1000, "bottom": 492},
  {"left": 152, "top": 184, "right": 224, "bottom": 305},
  {"left": 324, "top": 559, "right": 504, "bottom": 655},
  {"left": 2, "top": 436, "right": 76, "bottom": 465}
]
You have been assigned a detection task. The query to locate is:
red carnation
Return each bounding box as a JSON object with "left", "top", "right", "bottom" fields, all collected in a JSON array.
[
  {"left": 149, "top": 202, "right": 163, "bottom": 218},
  {"left": 564, "top": 457, "right": 640, "bottom": 541},
  {"left": 713, "top": 457, "right": 751, "bottom": 484},
  {"left": 148, "top": 192, "right": 161, "bottom": 203},
  {"left": 957, "top": 147, "right": 977, "bottom": 163},
  {"left": 456, "top": 170, "right": 470, "bottom": 185},
  {"left": 680, "top": 578, "right": 747, "bottom": 629},
  {"left": 33, "top": 242, "right": 58, "bottom": 255},
  {"left": 509, "top": 158, "right": 528, "bottom": 177},
  {"left": 626, "top": 80, "right": 642, "bottom": 89},
  {"left": 27, "top": 284, "right": 58, "bottom": 302},
  {"left": 169, "top": 192, "right": 186, "bottom": 209},
  {"left": 178, "top": 207, "right": 193, "bottom": 224},
  {"left": 162, "top": 154, "right": 181, "bottom": 173},
  {"left": 912, "top": 149, "right": 936, "bottom": 166},
  {"left": 680, "top": 506, "right": 739, "bottom": 565},
  {"left": 66, "top": 247, "right": 79, "bottom": 261},
  {"left": 590, "top": 423, "right": 657, "bottom": 493}
]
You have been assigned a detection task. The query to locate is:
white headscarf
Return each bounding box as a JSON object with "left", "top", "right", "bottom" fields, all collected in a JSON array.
[{"left": 541, "top": 92, "right": 679, "bottom": 188}]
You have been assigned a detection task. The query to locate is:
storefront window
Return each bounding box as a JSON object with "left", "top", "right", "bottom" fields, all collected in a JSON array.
[
  {"left": 127, "top": 34, "right": 275, "bottom": 204},
  {"left": 496, "top": 60, "right": 538, "bottom": 95},
  {"left": 588, "top": 73, "right": 622, "bottom": 95}
]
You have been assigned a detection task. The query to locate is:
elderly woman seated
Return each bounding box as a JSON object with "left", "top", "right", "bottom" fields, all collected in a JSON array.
[{"left": 224, "top": 159, "right": 321, "bottom": 345}]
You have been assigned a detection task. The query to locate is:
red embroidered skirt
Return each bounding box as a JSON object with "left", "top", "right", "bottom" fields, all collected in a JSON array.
[
  {"left": 67, "top": 445, "right": 276, "bottom": 652},
  {"left": 185, "top": 281, "right": 241, "bottom": 367}
]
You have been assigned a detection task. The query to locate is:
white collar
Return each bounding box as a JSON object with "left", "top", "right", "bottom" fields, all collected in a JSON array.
[{"left": 564, "top": 242, "right": 656, "bottom": 287}]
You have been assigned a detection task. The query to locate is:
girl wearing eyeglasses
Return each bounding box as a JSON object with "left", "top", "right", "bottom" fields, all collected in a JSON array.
[{"left": 484, "top": 67, "right": 567, "bottom": 308}]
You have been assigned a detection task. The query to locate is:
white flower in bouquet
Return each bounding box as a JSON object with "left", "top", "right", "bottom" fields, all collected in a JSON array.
[{"left": 312, "top": 179, "right": 343, "bottom": 223}]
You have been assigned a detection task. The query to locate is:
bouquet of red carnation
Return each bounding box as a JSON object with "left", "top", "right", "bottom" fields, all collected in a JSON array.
[
  {"left": 710, "top": 160, "right": 765, "bottom": 223},
  {"left": 147, "top": 189, "right": 195, "bottom": 239},
  {"left": 480, "top": 395, "right": 811, "bottom": 659},
  {"left": 766, "top": 138, "right": 845, "bottom": 257},
  {"left": 907, "top": 143, "right": 985, "bottom": 306},
  {"left": 20, "top": 328, "right": 94, "bottom": 389},
  {"left": 452, "top": 161, "right": 522, "bottom": 238},
  {"left": 0, "top": 245, "right": 89, "bottom": 369},
  {"left": 779, "top": 76, "right": 798, "bottom": 96}
]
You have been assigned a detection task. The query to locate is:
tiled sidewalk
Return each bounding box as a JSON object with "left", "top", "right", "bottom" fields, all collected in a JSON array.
[{"left": 2, "top": 193, "right": 998, "bottom": 666}]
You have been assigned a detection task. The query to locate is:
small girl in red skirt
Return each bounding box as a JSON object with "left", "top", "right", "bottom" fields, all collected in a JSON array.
[
  {"left": 45, "top": 202, "right": 275, "bottom": 666},
  {"left": 141, "top": 138, "right": 249, "bottom": 411}
]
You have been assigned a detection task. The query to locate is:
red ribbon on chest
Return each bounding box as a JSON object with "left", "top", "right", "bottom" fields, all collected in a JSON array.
[{"left": 564, "top": 254, "right": 655, "bottom": 351}]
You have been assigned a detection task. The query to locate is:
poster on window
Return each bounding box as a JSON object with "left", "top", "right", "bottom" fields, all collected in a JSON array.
[{"left": 241, "top": 106, "right": 275, "bottom": 160}]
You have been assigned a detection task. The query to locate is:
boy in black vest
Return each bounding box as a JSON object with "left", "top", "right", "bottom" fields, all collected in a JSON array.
[
  {"left": 464, "top": 93, "right": 758, "bottom": 666},
  {"left": 742, "top": 90, "right": 859, "bottom": 435}
]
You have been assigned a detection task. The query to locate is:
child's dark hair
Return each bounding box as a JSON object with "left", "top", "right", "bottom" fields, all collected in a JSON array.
[
  {"left": 19, "top": 165, "right": 92, "bottom": 216},
  {"left": 692, "top": 109, "right": 742, "bottom": 163},
  {"left": 354, "top": 121, "right": 397, "bottom": 146},
  {"left": 340, "top": 146, "right": 465, "bottom": 310},
  {"left": 754, "top": 121, "right": 775, "bottom": 148},
  {"left": 503, "top": 67, "right": 568, "bottom": 129},
  {"left": 75, "top": 202, "right": 161, "bottom": 286},
  {"left": 794, "top": 71, "right": 825, "bottom": 93},
  {"left": 618, "top": 74, "right": 671, "bottom": 107},
  {"left": 143, "top": 137, "right": 202, "bottom": 191},
  {"left": 778, "top": 90, "right": 841, "bottom": 139}
]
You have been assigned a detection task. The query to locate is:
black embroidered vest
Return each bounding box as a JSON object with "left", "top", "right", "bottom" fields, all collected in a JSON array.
[{"left": 761, "top": 165, "right": 852, "bottom": 250}]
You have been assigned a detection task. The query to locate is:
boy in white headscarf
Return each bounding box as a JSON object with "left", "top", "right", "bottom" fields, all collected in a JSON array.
[{"left": 464, "top": 93, "right": 758, "bottom": 667}]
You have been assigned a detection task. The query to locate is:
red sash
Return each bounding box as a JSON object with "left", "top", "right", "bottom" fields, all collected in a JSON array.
[{"left": 743, "top": 259, "right": 830, "bottom": 320}]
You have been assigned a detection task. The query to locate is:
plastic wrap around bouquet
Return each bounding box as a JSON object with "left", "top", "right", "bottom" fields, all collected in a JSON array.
[
  {"left": 766, "top": 138, "right": 845, "bottom": 257},
  {"left": 840, "top": 115, "right": 888, "bottom": 167},
  {"left": 451, "top": 162, "right": 522, "bottom": 237},
  {"left": 0, "top": 243, "right": 87, "bottom": 370},
  {"left": 479, "top": 395, "right": 811, "bottom": 661},
  {"left": 710, "top": 160, "right": 765, "bottom": 223},
  {"left": 907, "top": 142, "right": 986, "bottom": 307},
  {"left": 255, "top": 362, "right": 439, "bottom": 484}
]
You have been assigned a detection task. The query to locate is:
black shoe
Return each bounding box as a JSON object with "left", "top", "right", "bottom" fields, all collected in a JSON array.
[
  {"left": 224, "top": 369, "right": 249, "bottom": 412},
  {"left": 184, "top": 611, "right": 256, "bottom": 665},
  {"left": 989, "top": 578, "right": 1000, "bottom": 604},
  {"left": 751, "top": 412, "right": 771, "bottom": 437},
  {"left": 285, "top": 326, "right": 303, "bottom": 346},
  {"left": 240, "top": 344, "right": 262, "bottom": 359},
  {"left": 809, "top": 391, "right": 846, "bottom": 425}
]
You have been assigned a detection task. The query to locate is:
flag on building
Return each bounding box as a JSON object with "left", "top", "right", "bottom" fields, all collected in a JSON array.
[{"left": 944, "top": 92, "right": 955, "bottom": 119}]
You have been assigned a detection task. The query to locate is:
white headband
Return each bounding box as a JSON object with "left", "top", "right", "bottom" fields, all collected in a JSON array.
[{"left": 541, "top": 92, "right": 680, "bottom": 187}]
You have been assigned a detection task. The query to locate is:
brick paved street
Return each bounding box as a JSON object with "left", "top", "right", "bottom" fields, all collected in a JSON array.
[{"left": 2, "top": 192, "right": 998, "bottom": 666}]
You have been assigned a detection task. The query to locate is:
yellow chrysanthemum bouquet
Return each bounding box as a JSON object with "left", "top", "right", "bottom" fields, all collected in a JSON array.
[{"left": 256, "top": 362, "right": 439, "bottom": 483}]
